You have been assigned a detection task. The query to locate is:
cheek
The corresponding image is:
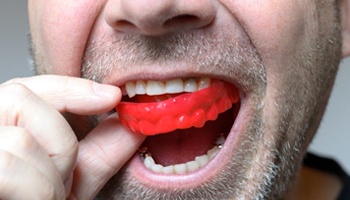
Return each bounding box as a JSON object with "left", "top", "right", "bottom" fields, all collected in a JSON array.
[
  {"left": 229, "top": 1, "right": 306, "bottom": 58},
  {"left": 223, "top": 1, "right": 315, "bottom": 86},
  {"left": 221, "top": 1, "right": 317, "bottom": 129},
  {"left": 29, "top": 0, "right": 106, "bottom": 76}
]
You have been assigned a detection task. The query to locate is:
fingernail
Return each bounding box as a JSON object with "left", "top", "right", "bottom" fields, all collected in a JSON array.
[{"left": 93, "top": 83, "right": 121, "bottom": 98}]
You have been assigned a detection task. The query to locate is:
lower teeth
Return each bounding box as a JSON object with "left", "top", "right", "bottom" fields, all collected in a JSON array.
[{"left": 140, "top": 134, "right": 226, "bottom": 174}]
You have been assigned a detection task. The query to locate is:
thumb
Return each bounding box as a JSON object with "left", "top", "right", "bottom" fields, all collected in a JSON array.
[{"left": 68, "top": 113, "right": 145, "bottom": 199}]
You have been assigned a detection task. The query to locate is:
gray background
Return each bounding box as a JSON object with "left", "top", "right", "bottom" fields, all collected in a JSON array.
[{"left": 1, "top": 1, "right": 350, "bottom": 172}]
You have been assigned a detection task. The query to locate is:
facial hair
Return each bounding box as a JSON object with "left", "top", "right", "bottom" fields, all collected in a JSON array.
[
  {"left": 83, "top": 23, "right": 340, "bottom": 199},
  {"left": 81, "top": 30, "right": 273, "bottom": 199},
  {"left": 30, "top": 2, "right": 342, "bottom": 199},
  {"left": 79, "top": 11, "right": 343, "bottom": 200}
]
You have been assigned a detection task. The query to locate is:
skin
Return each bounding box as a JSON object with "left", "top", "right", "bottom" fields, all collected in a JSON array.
[{"left": 0, "top": 0, "right": 350, "bottom": 199}]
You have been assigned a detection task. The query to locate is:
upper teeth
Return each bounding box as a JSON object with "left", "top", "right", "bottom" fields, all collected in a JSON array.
[{"left": 124, "top": 77, "right": 211, "bottom": 98}]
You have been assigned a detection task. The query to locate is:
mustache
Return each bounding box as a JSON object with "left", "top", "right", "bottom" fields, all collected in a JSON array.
[{"left": 81, "top": 32, "right": 266, "bottom": 92}]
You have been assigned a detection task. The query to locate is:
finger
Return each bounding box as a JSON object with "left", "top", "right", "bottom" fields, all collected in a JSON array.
[
  {"left": 69, "top": 113, "right": 145, "bottom": 199},
  {"left": 0, "top": 151, "right": 65, "bottom": 200},
  {"left": 0, "top": 83, "right": 78, "bottom": 184},
  {"left": 4, "top": 75, "right": 121, "bottom": 115},
  {"left": 0, "top": 126, "right": 65, "bottom": 198}
]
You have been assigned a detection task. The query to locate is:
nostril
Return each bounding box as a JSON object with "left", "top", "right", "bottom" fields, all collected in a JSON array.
[
  {"left": 116, "top": 19, "right": 134, "bottom": 27},
  {"left": 105, "top": 0, "right": 216, "bottom": 35},
  {"left": 115, "top": 19, "right": 137, "bottom": 32},
  {"left": 164, "top": 14, "right": 200, "bottom": 28}
]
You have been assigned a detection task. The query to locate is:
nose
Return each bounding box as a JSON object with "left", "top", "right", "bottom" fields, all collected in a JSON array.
[{"left": 104, "top": 0, "right": 217, "bottom": 36}]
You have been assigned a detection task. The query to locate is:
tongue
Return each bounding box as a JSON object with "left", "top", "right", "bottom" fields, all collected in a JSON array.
[{"left": 143, "top": 108, "right": 234, "bottom": 166}]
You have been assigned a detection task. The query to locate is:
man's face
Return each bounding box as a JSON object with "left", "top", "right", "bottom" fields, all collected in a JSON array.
[{"left": 28, "top": 0, "right": 342, "bottom": 199}]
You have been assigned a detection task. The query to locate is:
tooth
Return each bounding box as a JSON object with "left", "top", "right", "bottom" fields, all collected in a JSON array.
[
  {"left": 198, "top": 77, "right": 211, "bottom": 90},
  {"left": 142, "top": 144, "right": 222, "bottom": 174},
  {"left": 186, "top": 161, "right": 200, "bottom": 172},
  {"left": 195, "top": 155, "right": 210, "bottom": 167},
  {"left": 121, "top": 87, "right": 128, "bottom": 96},
  {"left": 151, "top": 164, "right": 163, "bottom": 173},
  {"left": 207, "top": 146, "right": 219, "bottom": 159},
  {"left": 216, "top": 135, "right": 226, "bottom": 147},
  {"left": 184, "top": 78, "right": 198, "bottom": 92},
  {"left": 165, "top": 79, "right": 184, "bottom": 94},
  {"left": 162, "top": 165, "right": 175, "bottom": 174},
  {"left": 135, "top": 80, "right": 147, "bottom": 95},
  {"left": 144, "top": 156, "right": 155, "bottom": 169},
  {"left": 124, "top": 77, "right": 213, "bottom": 98},
  {"left": 147, "top": 81, "right": 165, "bottom": 96},
  {"left": 174, "top": 164, "right": 187, "bottom": 174},
  {"left": 125, "top": 82, "right": 136, "bottom": 98}
]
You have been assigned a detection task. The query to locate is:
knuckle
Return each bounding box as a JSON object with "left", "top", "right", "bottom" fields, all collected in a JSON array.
[
  {"left": 0, "top": 83, "right": 36, "bottom": 126},
  {"left": 10, "top": 129, "right": 37, "bottom": 150},
  {"left": 0, "top": 150, "right": 17, "bottom": 171},
  {"left": 0, "top": 127, "right": 39, "bottom": 158},
  {"left": 41, "top": 180, "right": 66, "bottom": 200},
  {"left": 40, "top": 182, "right": 56, "bottom": 200},
  {"left": 0, "top": 82, "right": 30, "bottom": 95},
  {"left": 0, "top": 151, "right": 16, "bottom": 194},
  {"left": 52, "top": 138, "right": 79, "bottom": 179},
  {"left": 1, "top": 127, "right": 36, "bottom": 149},
  {"left": 0, "top": 82, "right": 32, "bottom": 106},
  {"left": 3, "top": 77, "right": 24, "bottom": 85},
  {"left": 59, "top": 76, "right": 73, "bottom": 91}
]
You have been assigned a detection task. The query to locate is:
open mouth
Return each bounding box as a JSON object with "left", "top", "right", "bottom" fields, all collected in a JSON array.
[{"left": 116, "top": 77, "right": 241, "bottom": 176}]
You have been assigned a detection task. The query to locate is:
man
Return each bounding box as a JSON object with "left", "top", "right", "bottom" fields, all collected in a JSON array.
[{"left": 0, "top": 0, "right": 349, "bottom": 199}]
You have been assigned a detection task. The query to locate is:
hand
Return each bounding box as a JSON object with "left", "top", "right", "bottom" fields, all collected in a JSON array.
[{"left": 0, "top": 75, "right": 145, "bottom": 199}]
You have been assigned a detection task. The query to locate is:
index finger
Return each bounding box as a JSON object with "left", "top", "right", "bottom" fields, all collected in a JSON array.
[{"left": 5, "top": 75, "right": 121, "bottom": 115}]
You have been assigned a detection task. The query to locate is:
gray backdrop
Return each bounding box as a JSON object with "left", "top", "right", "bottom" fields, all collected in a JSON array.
[{"left": 1, "top": 1, "right": 349, "bottom": 173}]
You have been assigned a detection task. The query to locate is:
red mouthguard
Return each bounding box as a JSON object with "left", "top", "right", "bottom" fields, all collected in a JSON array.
[{"left": 116, "top": 81, "right": 239, "bottom": 135}]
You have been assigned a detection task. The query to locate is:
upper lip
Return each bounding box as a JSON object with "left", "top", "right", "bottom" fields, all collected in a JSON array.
[{"left": 86, "top": 31, "right": 266, "bottom": 95}]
